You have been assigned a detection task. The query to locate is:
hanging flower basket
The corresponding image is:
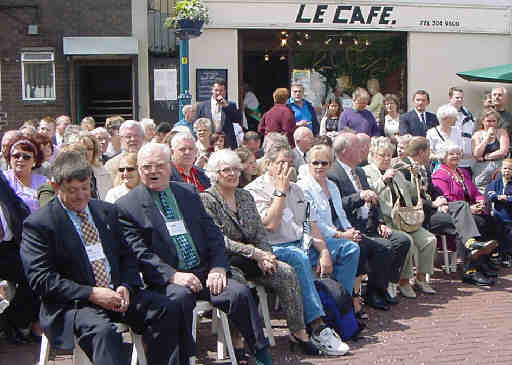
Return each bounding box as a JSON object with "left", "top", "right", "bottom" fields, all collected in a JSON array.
[{"left": 164, "top": 0, "right": 209, "bottom": 40}]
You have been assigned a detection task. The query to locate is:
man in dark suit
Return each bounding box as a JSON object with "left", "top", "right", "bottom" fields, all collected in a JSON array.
[
  {"left": 21, "top": 151, "right": 189, "bottom": 365},
  {"left": 170, "top": 132, "right": 211, "bottom": 191},
  {"left": 328, "top": 132, "right": 411, "bottom": 309},
  {"left": 195, "top": 78, "right": 242, "bottom": 149},
  {"left": 399, "top": 90, "right": 439, "bottom": 136},
  {"left": 116, "top": 143, "right": 271, "bottom": 365},
  {"left": 0, "top": 168, "right": 38, "bottom": 344}
]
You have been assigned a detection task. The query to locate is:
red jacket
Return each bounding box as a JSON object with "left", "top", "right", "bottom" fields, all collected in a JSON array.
[{"left": 258, "top": 104, "right": 296, "bottom": 147}]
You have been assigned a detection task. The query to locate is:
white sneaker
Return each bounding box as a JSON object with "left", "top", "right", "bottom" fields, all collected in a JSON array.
[
  {"left": 387, "top": 283, "right": 398, "bottom": 299},
  {"left": 311, "top": 326, "right": 349, "bottom": 356}
]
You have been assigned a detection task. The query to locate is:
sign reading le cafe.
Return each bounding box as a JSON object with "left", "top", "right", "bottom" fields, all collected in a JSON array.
[{"left": 205, "top": 2, "right": 511, "bottom": 34}]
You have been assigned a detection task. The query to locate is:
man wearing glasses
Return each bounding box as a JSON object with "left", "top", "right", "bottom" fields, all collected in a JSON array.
[{"left": 104, "top": 120, "right": 144, "bottom": 179}]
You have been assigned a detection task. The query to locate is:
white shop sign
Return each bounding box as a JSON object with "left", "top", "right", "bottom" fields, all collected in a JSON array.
[{"left": 205, "top": 1, "right": 511, "bottom": 34}]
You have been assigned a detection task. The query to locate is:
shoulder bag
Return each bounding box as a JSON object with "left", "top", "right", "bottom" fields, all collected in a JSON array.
[{"left": 391, "top": 168, "right": 424, "bottom": 233}]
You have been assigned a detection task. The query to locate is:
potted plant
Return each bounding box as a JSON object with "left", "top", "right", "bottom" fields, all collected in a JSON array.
[{"left": 164, "top": 0, "right": 210, "bottom": 39}]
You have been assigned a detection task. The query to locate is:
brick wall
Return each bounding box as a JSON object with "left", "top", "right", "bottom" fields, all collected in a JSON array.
[{"left": 0, "top": 0, "right": 132, "bottom": 130}]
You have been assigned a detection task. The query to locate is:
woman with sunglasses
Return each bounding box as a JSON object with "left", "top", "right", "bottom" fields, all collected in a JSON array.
[
  {"left": 296, "top": 144, "right": 360, "bottom": 306},
  {"left": 105, "top": 152, "right": 140, "bottom": 203},
  {"left": 3, "top": 135, "right": 47, "bottom": 213}
]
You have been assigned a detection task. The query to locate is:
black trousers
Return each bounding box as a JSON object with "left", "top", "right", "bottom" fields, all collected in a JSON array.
[
  {"left": 473, "top": 214, "right": 509, "bottom": 254},
  {"left": 359, "top": 231, "right": 411, "bottom": 292},
  {"left": 0, "top": 242, "right": 39, "bottom": 328},
  {"left": 74, "top": 288, "right": 192, "bottom": 365},
  {"left": 153, "top": 275, "right": 268, "bottom": 361}
]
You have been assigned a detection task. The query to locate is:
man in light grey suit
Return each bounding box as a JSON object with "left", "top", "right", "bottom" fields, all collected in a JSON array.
[{"left": 292, "top": 126, "right": 313, "bottom": 171}]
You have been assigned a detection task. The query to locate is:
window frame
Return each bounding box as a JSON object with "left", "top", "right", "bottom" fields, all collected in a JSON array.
[{"left": 21, "top": 51, "right": 56, "bottom": 101}]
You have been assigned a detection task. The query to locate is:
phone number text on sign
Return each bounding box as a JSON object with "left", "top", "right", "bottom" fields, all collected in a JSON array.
[{"left": 419, "top": 19, "right": 461, "bottom": 27}]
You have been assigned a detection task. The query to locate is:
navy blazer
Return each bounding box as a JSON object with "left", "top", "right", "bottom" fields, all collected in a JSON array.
[
  {"left": 0, "top": 171, "right": 30, "bottom": 244},
  {"left": 21, "top": 199, "right": 142, "bottom": 349},
  {"left": 116, "top": 182, "right": 228, "bottom": 287},
  {"left": 195, "top": 99, "right": 242, "bottom": 149},
  {"left": 170, "top": 164, "right": 211, "bottom": 190},
  {"left": 399, "top": 110, "right": 439, "bottom": 137},
  {"left": 327, "top": 160, "right": 382, "bottom": 234}
]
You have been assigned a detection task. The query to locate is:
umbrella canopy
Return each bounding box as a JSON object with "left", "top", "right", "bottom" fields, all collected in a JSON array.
[{"left": 457, "top": 64, "right": 512, "bottom": 83}]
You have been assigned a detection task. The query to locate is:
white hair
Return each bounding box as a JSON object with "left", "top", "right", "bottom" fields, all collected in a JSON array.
[
  {"left": 137, "top": 142, "right": 171, "bottom": 164},
  {"left": 368, "top": 136, "right": 394, "bottom": 164},
  {"left": 90, "top": 127, "right": 110, "bottom": 137},
  {"left": 119, "top": 120, "right": 144, "bottom": 137},
  {"left": 437, "top": 104, "right": 458, "bottom": 121},
  {"left": 170, "top": 132, "right": 195, "bottom": 150},
  {"left": 293, "top": 126, "right": 313, "bottom": 143},
  {"left": 205, "top": 149, "right": 242, "bottom": 185},
  {"left": 141, "top": 118, "right": 156, "bottom": 129},
  {"left": 492, "top": 86, "right": 507, "bottom": 95},
  {"left": 438, "top": 141, "right": 462, "bottom": 163}
]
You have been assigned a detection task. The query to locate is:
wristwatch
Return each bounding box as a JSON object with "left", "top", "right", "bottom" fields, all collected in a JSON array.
[{"left": 272, "top": 190, "right": 287, "bottom": 198}]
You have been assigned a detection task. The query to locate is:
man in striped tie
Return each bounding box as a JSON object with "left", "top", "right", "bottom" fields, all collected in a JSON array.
[{"left": 21, "top": 150, "right": 188, "bottom": 365}]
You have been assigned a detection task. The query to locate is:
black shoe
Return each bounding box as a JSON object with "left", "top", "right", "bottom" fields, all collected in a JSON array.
[
  {"left": 365, "top": 291, "right": 390, "bottom": 311},
  {"left": 289, "top": 334, "right": 321, "bottom": 356},
  {"left": 486, "top": 258, "right": 500, "bottom": 271},
  {"left": 467, "top": 239, "right": 498, "bottom": 260},
  {"left": 383, "top": 290, "right": 399, "bottom": 305},
  {"left": 478, "top": 261, "right": 498, "bottom": 278},
  {"left": 501, "top": 254, "right": 512, "bottom": 268},
  {"left": 462, "top": 270, "right": 493, "bottom": 286}
]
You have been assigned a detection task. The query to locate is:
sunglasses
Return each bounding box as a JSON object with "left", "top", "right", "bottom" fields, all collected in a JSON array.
[
  {"left": 118, "top": 167, "right": 136, "bottom": 173},
  {"left": 12, "top": 153, "right": 32, "bottom": 161},
  {"left": 311, "top": 160, "right": 329, "bottom": 167}
]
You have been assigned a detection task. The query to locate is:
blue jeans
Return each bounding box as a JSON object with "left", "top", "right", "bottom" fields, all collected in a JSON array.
[
  {"left": 272, "top": 241, "right": 325, "bottom": 324},
  {"left": 308, "top": 237, "right": 360, "bottom": 294}
]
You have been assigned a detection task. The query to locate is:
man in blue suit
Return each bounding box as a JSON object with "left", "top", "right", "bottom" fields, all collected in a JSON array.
[
  {"left": 195, "top": 78, "right": 242, "bottom": 149},
  {"left": 399, "top": 90, "right": 439, "bottom": 136}
]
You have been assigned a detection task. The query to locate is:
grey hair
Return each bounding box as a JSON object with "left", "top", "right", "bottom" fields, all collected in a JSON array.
[
  {"left": 368, "top": 137, "right": 394, "bottom": 164},
  {"left": 170, "top": 132, "right": 195, "bottom": 150},
  {"left": 90, "top": 127, "right": 110, "bottom": 138},
  {"left": 262, "top": 132, "right": 289, "bottom": 155},
  {"left": 293, "top": 126, "right": 313, "bottom": 143},
  {"left": 290, "top": 82, "right": 304, "bottom": 90},
  {"left": 332, "top": 132, "right": 355, "bottom": 153},
  {"left": 438, "top": 141, "right": 462, "bottom": 162},
  {"left": 141, "top": 118, "right": 156, "bottom": 129},
  {"left": 492, "top": 86, "right": 507, "bottom": 95},
  {"left": 437, "top": 104, "right": 458, "bottom": 121},
  {"left": 264, "top": 143, "right": 292, "bottom": 163},
  {"left": 63, "top": 125, "right": 81, "bottom": 144},
  {"left": 51, "top": 150, "right": 92, "bottom": 185},
  {"left": 194, "top": 118, "right": 214, "bottom": 133},
  {"left": 306, "top": 144, "right": 334, "bottom": 163},
  {"left": 137, "top": 142, "right": 171, "bottom": 164},
  {"left": 119, "top": 120, "right": 144, "bottom": 137},
  {"left": 205, "top": 149, "right": 242, "bottom": 185},
  {"left": 352, "top": 87, "right": 370, "bottom": 102},
  {"left": 396, "top": 134, "right": 413, "bottom": 145}
]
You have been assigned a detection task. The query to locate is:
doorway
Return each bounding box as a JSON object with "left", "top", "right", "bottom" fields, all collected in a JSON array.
[{"left": 75, "top": 62, "right": 134, "bottom": 126}]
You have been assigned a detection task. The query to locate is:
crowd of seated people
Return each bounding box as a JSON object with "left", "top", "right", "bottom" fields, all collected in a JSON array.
[{"left": 1, "top": 81, "right": 512, "bottom": 365}]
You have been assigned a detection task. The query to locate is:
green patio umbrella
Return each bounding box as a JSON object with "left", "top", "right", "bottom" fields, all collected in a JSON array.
[{"left": 456, "top": 64, "right": 512, "bottom": 83}]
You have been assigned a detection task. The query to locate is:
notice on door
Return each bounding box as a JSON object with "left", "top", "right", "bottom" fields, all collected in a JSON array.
[{"left": 154, "top": 69, "right": 177, "bottom": 101}]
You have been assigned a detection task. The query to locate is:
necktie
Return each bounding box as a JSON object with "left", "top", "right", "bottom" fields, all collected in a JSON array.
[
  {"left": 158, "top": 191, "right": 200, "bottom": 269},
  {"left": 77, "top": 211, "right": 109, "bottom": 287},
  {"left": 350, "top": 168, "right": 362, "bottom": 190},
  {"left": 421, "top": 112, "right": 426, "bottom": 126}
]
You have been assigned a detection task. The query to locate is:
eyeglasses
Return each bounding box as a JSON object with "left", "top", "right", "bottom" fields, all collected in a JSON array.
[
  {"left": 11, "top": 153, "right": 32, "bottom": 161},
  {"left": 218, "top": 167, "right": 241, "bottom": 176},
  {"left": 311, "top": 160, "right": 330, "bottom": 167},
  {"left": 118, "top": 167, "right": 136, "bottom": 173},
  {"left": 140, "top": 163, "right": 166, "bottom": 172}
]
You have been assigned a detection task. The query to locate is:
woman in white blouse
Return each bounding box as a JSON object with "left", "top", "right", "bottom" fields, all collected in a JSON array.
[
  {"left": 426, "top": 104, "right": 462, "bottom": 164},
  {"left": 105, "top": 152, "right": 140, "bottom": 203},
  {"left": 380, "top": 94, "right": 401, "bottom": 139}
]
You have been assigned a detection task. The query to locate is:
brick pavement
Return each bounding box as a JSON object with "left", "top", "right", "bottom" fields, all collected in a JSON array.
[{"left": 2, "top": 266, "right": 512, "bottom": 365}]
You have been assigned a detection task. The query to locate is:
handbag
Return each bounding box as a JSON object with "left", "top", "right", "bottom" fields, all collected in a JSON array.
[{"left": 390, "top": 168, "right": 424, "bottom": 233}]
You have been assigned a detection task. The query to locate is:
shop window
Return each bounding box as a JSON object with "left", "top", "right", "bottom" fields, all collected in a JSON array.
[{"left": 21, "top": 52, "right": 56, "bottom": 101}]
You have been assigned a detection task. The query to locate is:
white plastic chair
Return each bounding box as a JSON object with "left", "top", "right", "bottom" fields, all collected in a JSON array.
[
  {"left": 39, "top": 325, "right": 146, "bottom": 365},
  {"left": 190, "top": 300, "right": 237, "bottom": 365},
  {"left": 247, "top": 282, "right": 276, "bottom": 346},
  {"left": 439, "top": 235, "right": 457, "bottom": 274}
]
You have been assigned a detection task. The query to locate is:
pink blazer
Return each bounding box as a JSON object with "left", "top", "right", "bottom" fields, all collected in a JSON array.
[{"left": 432, "top": 164, "right": 484, "bottom": 203}]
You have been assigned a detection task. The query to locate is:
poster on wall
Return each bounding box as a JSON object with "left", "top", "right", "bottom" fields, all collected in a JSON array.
[
  {"left": 154, "top": 69, "right": 177, "bottom": 101},
  {"left": 292, "top": 69, "right": 326, "bottom": 109},
  {"left": 196, "top": 69, "right": 228, "bottom": 102}
]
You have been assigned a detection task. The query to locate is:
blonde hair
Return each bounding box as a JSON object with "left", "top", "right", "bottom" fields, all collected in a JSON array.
[{"left": 114, "top": 152, "right": 139, "bottom": 187}]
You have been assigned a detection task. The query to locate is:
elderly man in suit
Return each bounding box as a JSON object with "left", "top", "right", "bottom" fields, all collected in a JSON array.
[
  {"left": 0, "top": 168, "right": 39, "bottom": 344},
  {"left": 291, "top": 126, "right": 313, "bottom": 171},
  {"left": 327, "top": 132, "right": 411, "bottom": 308},
  {"left": 21, "top": 150, "right": 189, "bottom": 365},
  {"left": 116, "top": 142, "right": 272, "bottom": 365},
  {"left": 399, "top": 90, "right": 439, "bottom": 137},
  {"left": 170, "top": 132, "right": 211, "bottom": 192},
  {"left": 195, "top": 78, "right": 242, "bottom": 149}
]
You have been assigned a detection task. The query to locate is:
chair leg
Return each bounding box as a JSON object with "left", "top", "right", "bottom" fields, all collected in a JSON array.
[
  {"left": 255, "top": 286, "right": 275, "bottom": 346},
  {"left": 130, "top": 330, "right": 147, "bottom": 365},
  {"left": 216, "top": 309, "right": 237, "bottom": 365},
  {"left": 441, "top": 235, "right": 451, "bottom": 274},
  {"left": 39, "top": 334, "right": 51, "bottom": 365},
  {"left": 190, "top": 309, "right": 200, "bottom": 365}
]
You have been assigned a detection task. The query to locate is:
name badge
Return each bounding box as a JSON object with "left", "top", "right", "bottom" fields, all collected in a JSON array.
[
  {"left": 166, "top": 220, "right": 188, "bottom": 236},
  {"left": 86, "top": 244, "right": 106, "bottom": 262},
  {"left": 282, "top": 208, "right": 294, "bottom": 222}
]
